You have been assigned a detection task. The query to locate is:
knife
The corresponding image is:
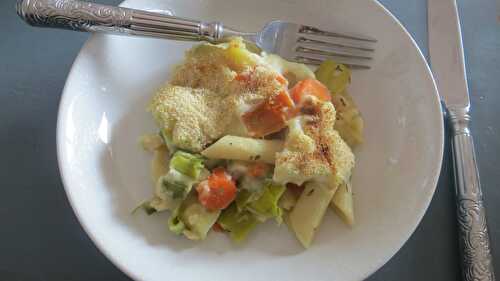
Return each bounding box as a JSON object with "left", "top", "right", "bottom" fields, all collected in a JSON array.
[{"left": 428, "top": 1, "right": 495, "bottom": 280}]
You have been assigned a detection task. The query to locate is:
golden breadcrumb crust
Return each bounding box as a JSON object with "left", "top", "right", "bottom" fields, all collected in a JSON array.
[{"left": 274, "top": 102, "right": 355, "bottom": 187}]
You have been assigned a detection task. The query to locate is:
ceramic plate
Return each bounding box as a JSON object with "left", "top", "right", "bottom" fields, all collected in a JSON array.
[{"left": 57, "top": 0, "right": 443, "bottom": 280}]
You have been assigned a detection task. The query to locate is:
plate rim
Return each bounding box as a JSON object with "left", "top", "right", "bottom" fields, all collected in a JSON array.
[{"left": 56, "top": 0, "right": 444, "bottom": 280}]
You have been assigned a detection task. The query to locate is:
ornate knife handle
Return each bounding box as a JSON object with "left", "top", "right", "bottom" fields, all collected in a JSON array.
[
  {"left": 16, "top": 0, "right": 224, "bottom": 41},
  {"left": 450, "top": 108, "right": 495, "bottom": 281}
]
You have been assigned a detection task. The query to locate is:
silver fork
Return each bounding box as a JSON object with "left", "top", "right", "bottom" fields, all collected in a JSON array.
[{"left": 16, "top": 0, "right": 376, "bottom": 69}]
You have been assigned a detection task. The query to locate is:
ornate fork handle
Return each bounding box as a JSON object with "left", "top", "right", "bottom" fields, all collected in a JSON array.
[
  {"left": 450, "top": 107, "right": 495, "bottom": 281},
  {"left": 16, "top": 0, "right": 225, "bottom": 41}
]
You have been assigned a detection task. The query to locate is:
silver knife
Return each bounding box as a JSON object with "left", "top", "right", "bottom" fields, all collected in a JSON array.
[{"left": 428, "top": 1, "right": 495, "bottom": 280}]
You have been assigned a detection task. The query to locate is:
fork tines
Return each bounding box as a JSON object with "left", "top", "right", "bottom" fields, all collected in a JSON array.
[{"left": 295, "top": 25, "right": 376, "bottom": 69}]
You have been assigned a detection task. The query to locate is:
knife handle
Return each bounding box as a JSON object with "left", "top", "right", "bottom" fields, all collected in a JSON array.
[{"left": 449, "top": 108, "right": 495, "bottom": 281}]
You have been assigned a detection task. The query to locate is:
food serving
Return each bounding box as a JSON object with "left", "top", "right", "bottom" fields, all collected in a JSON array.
[{"left": 137, "top": 37, "right": 363, "bottom": 248}]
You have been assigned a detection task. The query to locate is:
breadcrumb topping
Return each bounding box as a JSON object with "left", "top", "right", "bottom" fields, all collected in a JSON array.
[
  {"left": 149, "top": 86, "right": 231, "bottom": 152},
  {"left": 149, "top": 39, "right": 355, "bottom": 187},
  {"left": 150, "top": 39, "right": 286, "bottom": 152},
  {"left": 273, "top": 102, "right": 355, "bottom": 187}
]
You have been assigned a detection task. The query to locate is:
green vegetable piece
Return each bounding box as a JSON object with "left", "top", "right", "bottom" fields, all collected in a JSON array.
[
  {"left": 181, "top": 202, "right": 221, "bottom": 240},
  {"left": 190, "top": 43, "right": 224, "bottom": 57},
  {"left": 155, "top": 152, "right": 204, "bottom": 205},
  {"left": 167, "top": 194, "right": 220, "bottom": 239},
  {"left": 168, "top": 208, "right": 185, "bottom": 235},
  {"left": 225, "top": 45, "right": 254, "bottom": 68},
  {"left": 142, "top": 203, "right": 157, "bottom": 215},
  {"left": 149, "top": 196, "right": 174, "bottom": 212},
  {"left": 315, "top": 60, "right": 351, "bottom": 95},
  {"left": 247, "top": 182, "right": 286, "bottom": 222},
  {"left": 131, "top": 200, "right": 157, "bottom": 215},
  {"left": 235, "top": 176, "right": 269, "bottom": 211},
  {"left": 235, "top": 188, "right": 263, "bottom": 212},
  {"left": 157, "top": 171, "right": 193, "bottom": 201},
  {"left": 218, "top": 204, "right": 259, "bottom": 243},
  {"left": 224, "top": 38, "right": 256, "bottom": 70},
  {"left": 235, "top": 189, "right": 254, "bottom": 211},
  {"left": 170, "top": 151, "right": 205, "bottom": 179},
  {"left": 161, "top": 179, "right": 189, "bottom": 199}
]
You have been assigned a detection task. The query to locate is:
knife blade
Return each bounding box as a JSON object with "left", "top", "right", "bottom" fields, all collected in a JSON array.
[
  {"left": 428, "top": 1, "right": 495, "bottom": 281},
  {"left": 428, "top": 0, "right": 469, "bottom": 109}
]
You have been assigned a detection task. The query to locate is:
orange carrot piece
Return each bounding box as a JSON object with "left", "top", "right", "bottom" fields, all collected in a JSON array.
[
  {"left": 196, "top": 168, "right": 237, "bottom": 211},
  {"left": 290, "top": 79, "right": 331, "bottom": 104}
]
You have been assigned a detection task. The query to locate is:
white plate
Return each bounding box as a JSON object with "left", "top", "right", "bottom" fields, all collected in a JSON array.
[{"left": 57, "top": 0, "right": 443, "bottom": 280}]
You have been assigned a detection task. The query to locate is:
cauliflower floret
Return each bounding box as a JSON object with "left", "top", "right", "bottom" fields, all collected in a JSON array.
[
  {"left": 149, "top": 85, "right": 232, "bottom": 152},
  {"left": 149, "top": 39, "right": 289, "bottom": 152},
  {"left": 273, "top": 102, "right": 355, "bottom": 188}
]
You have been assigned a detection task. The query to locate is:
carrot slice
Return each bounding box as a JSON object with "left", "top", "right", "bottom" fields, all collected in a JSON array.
[
  {"left": 275, "top": 75, "right": 288, "bottom": 86},
  {"left": 241, "top": 102, "right": 286, "bottom": 137},
  {"left": 270, "top": 90, "right": 294, "bottom": 109},
  {"left": 196, "top": 168, "right": 237, "bottom": 211},
  {"left": 290, "top": 79, "right": 331, "bottom": 104},
  {"left": 242, "top": 91, "right": 294, "bottom": 137}
]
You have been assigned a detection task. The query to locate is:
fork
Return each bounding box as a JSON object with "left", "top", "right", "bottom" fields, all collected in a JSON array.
[{"left": 16, "top": 0, "right": 376, "bottom": 69}]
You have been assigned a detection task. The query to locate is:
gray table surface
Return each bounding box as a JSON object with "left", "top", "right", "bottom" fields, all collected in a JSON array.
[{"left": 1, "top": 0, "right": 499, "bottom": 280}]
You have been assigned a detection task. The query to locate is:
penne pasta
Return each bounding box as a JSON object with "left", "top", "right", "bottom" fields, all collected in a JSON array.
[
  {"left": 201, "top": 135, "right": 284, "bottom": 164},
  {"left": 138, "top": 41, "right": 362, "bottom": 247},
  {"left": 331, "top": 182, "right": 355, "bottom": 226},
  {"left": 332, "top": 91, "right": 364, "bottom": 148},
  {"left": 288, "top": 182, "right": 338, "bottom": 248}
]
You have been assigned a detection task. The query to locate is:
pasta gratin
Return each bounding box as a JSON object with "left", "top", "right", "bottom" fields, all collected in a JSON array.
[{"left": 136, "top": 37, "right": 364, "bottom": 248}]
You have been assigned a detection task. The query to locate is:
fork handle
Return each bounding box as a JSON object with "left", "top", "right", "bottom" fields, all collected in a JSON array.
[
  {"left": 16, "top": 0, "right": 224, "bottom": 42},
  {"left": 449, "top": 108, "right": 495, "bottom": 281}
]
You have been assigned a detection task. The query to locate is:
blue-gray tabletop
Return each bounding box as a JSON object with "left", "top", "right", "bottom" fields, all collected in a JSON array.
[{"left": 1, "top": 0, "right": 499, "bottom": 280}]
